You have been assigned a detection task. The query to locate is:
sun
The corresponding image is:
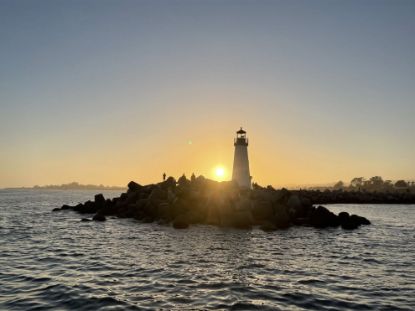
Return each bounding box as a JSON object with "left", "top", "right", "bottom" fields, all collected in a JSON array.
[{"left": 214, "top": 166, "right": 226, "bottom": 181}]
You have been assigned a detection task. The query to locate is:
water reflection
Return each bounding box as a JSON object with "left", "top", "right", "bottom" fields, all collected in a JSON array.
[{"left": 0, "top": 190, "right": 414, "bottom": 310}]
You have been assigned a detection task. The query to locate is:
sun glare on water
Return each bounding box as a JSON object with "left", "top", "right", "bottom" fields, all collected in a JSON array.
[{"left": 214, "top": 166, "right": 226, "bottom": 181}]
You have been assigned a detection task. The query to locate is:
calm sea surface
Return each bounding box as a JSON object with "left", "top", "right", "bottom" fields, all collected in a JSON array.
[{"left": 0, "top": 189, "right": 414, "bottom": 310}]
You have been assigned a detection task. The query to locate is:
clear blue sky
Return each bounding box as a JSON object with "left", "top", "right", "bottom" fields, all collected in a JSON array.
[{"left": 0, "top": 0, "right": 414, "bottom": 187}]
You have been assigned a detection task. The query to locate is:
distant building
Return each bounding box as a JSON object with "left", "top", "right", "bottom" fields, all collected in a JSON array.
[{"left": 232, "top": 127, "right": 252, "bottom": 189}]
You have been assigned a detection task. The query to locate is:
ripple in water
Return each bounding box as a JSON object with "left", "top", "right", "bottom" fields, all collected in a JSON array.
[{"left": 0, "top": 190, "right": 414, "bottom": 310}]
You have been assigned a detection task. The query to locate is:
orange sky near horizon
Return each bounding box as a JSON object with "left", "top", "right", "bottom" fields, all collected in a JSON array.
[{"left": 1, "top": 122, "right": 413, "bottom": 189}]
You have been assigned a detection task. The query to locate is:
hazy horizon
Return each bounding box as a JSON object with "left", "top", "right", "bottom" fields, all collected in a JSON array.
[{"left": 1, "top": 0, "right": 414, "bottom": 188}]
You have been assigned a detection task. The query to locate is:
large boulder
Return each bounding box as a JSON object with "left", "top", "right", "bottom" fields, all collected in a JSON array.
[
  {"left": 339, "top": 213, "right": 370, "bottom": 230},
  {"left": 94, "top": 194, "right": 106, "bottom": 209},
  {"left": 99, "top": 199, "right": 117, "bottom": 216},
  {"left": 309, "top": 205, "right": 339, "bottom": 228},
  {"left": 127, "top": 181, "right": 142, "bottom": 192},
  {"left": 338, "top": 211, "right": 350, "bottom": 224}
]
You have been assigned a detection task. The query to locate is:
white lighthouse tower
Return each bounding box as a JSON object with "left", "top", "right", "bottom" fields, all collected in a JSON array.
[{"left": 232, "top": 127, "right": 252, "bottom": 189}]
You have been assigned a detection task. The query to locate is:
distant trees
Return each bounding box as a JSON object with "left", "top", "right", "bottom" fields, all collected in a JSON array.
[
  {"left": 350, "top": 177, "right": 364, "bottom": 189},
  {"left": 333, "top": 181, "right": 345, "bottom": 190},
  {"left": 395, "top": 180, "right": 408, "bottom": 188},
  {"left": 334, "top": 177, "right": 414, "bottom": 193}
]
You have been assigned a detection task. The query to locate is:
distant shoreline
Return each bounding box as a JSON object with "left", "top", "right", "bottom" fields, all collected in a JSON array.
[{"left": 2, "top": 182, "right": 125, "bottom": 191}]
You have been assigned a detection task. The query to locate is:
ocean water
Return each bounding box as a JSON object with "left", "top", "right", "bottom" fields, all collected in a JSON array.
[{"left": 0, "top": 189, "right": 414, "bottom": 310}]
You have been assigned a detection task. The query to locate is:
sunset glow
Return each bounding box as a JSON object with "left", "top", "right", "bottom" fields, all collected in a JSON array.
[{"left": 214, "top": 166, "right": 226, "bottom": 181}]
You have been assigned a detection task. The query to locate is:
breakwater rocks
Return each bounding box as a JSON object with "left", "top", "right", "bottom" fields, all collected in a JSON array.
[
  {"left": 293, "top": 189, "right": 415, "bottom": 204},
  {"left": 54, "top": 176, "right": 371, "bottom": 231}
]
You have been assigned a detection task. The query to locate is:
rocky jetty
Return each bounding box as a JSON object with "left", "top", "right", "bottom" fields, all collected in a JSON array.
[
  {"left": 293, "top": 189, "right": 415, "bottom": 205},
  {"left": 53, "top": 176, "right": 371, "bottom": 231}
]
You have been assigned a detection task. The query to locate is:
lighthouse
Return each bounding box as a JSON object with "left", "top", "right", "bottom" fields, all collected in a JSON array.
[{"left": 232, "top": 127, "right": 252, "bottom": 189}]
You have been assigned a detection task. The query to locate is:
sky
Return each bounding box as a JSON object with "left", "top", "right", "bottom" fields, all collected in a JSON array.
[{"left": 0, "top": 0, "right": 414, "bottom": 188}]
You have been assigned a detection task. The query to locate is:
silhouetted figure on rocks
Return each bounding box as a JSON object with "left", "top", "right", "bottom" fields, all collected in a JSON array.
[{"left": 163, "top": 173, "right": 166, "bottom": 181}]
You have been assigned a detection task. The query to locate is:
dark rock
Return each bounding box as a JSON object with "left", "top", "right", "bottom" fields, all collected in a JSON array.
[
  {"left": 340, "top": 214, "right": 370, "bottom": 229},
  {"left": 148, "top": 187, "right": 167, "bottom": 201},
  {"left": 338, "top": 211, "right": 350, "bottom": 224},
  {"left": 231, "top": 210, "right": 253, "bottom": 229},
  {"left": 260, "top": 221, "right": 277, "bottom": 231},
  {"left": 341, "top": 220, "right": 359, "bottom": 230},
  {"left": 287, "top": 194, "right": 302, "bottom": 210},
  {"left": 92, "top": 213, "right": 106, "bottom": 221},
  {"left": 142, "top": 216, "right": 154, "bottom": 223},
  {"left": 310, "top": 205, "right": 339, "bottom": 228},
  {"left": 120, "top": 193, "right": 128, "bottom": 201},
  {"left": 156, "top": 202, "right": 171, "bottom": 220},
  {"left": 173, "top": 215, "right": 189, "bottom": 229},
  {"left": 159, "top": 176, "right": 176, "bottom": 190},
  {"left": 274, "top": 207, "right": 291, "bottom": 229},
  {"left": 352, "top": 214, "right": 371, "bottom": 225},
  {"left": 94, "top": 193, "right": 106, "bottom": 209},
  {"left": 274, "top": 188, "right": 291, "bottom": 204},
  {"left": 252, "top": 201, "right": 274, "bottom": 222},
  {"left": 177, "top": 174, "right": 190, "bottom": 188},
  {"left": 61, "top": 204, "right": 72, "bottom": 210},
  {"left": 100, "top": 199, "right": 117, "bottom": 216},
  {"left": 127, "top": 181, "right": 142, "bottom": 192},
  {"left": 82, "top": 201, "right": 97, "bottom": 214},
  {"left": 292, "top": 217, "right": 309, "bottom": 226},
  {"left": 52, "top": 207, "right": 61, "bottom": 212},
  {"left": 81, "top": 218, "right": 91, "bottom": 222}
]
